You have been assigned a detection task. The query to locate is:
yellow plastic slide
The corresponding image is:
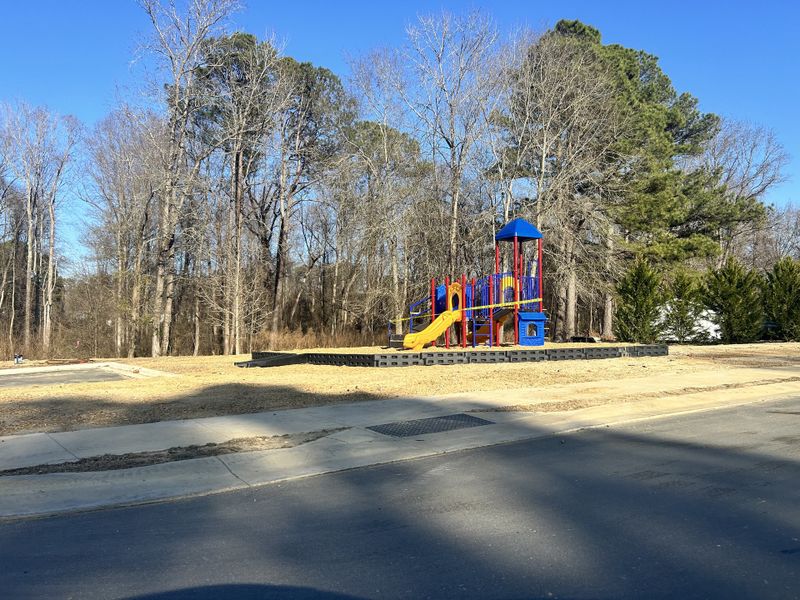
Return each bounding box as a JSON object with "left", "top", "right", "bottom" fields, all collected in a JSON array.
[{"left": 403, "top": 310, "right": 462, "bottom": 351}]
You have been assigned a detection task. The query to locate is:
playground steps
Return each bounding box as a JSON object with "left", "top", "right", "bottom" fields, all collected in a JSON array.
[
  {"left": 467, "top": 308, "right": 514, "bottom": 344},
  {"left": 388, "top": 334, "right": 405, "bottom": 349}
]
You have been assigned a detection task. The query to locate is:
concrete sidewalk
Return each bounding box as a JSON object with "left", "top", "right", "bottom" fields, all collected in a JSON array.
[
  {"left": 1, "top": 366, "right": 799, "bottom": 519},
  {"left": 0, "top": 360, "right": 173, "bottom": 379}
]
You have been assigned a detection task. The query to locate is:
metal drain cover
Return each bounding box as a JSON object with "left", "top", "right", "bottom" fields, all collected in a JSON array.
[{"left": 367, "top": 413, "right": 494, "bottom": 437}]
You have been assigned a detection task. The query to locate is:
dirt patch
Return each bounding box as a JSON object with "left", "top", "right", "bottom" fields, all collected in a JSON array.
[
  {"left": 1, "top": 429, "right": 341, "bottom": 476},
  {"left": 474, "top": 375, "right": 800, "bottom": 414},
  {"left": 669, "top": 343, "right": 800, "bottom": 368}
]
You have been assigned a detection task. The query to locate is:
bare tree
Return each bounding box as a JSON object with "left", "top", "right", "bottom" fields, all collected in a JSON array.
[
  {"left": 703, "top": 119, "right": 789, "bottom": 263},
  {"left": 348, "top": 52, "right": 427, "bottom": 333},
  {"left": 1, "top": 102, "right": 80, "bottom": 354},
  {"left": 505, "top": 32, "right": 624, "bottom": 339},
  {"left": 84, "top": 107, "right": 160, "bottom": 357},
  {"left": 746, "top": 203, "right": 800, "bottom": 269},
  {"left": 197, "top": 34, "right": 289, "bottom": 353},
  {"left": 399, "top": 11, "right": 499, "bottom": 275},
  {"left": 138, "top": 0, "right": 238, "bottom": 356}
]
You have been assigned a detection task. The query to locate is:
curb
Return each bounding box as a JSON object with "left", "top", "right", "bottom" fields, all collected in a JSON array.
[{"left": 2, "top": 385, "right": 796, "bottom": 521}]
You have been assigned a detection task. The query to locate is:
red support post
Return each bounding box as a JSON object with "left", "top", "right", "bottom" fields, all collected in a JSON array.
[
  {"left": 430, "top": 277, "right": 436, "bottom": 347},
  {"left": 488, "top": 273, "right": 494, "bottom": 348},
  {"left": 537, "top": 238, "right": 544, "bottom": 312},
  {"left": 513, "top": 235, "right": 520, "bottom": 345},
  {"left": 461, "top": 273, "right": 467, "bottom": 348},
  {"left": 471, "top": 277, "right": 476, "bottom": 348},
  {"left": 444, "top": 276, "right": 450, "bottom": 349},
  {"left": 518, "top": 240, "right": 524, "bottom": 304}
]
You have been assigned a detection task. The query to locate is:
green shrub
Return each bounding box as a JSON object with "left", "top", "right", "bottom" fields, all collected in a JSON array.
[
  {"left": 763, "top": 257, "right": 800, "bottom": 341},
  {"left": 663, "top": 270, "right": 706, "bottom": 343},
  {"left": 614, "top": 259, "right": 664, "bottom": 343},
  {"left": 703, "top": 257, "right": 763, "bottom": 343}
]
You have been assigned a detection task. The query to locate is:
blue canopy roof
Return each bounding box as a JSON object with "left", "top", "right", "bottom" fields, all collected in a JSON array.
[{"left": 495, "top": 218, "right": 542, "bottom": 241}]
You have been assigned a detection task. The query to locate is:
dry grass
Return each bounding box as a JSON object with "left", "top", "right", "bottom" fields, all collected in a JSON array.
[
  {"left": 0, "top": 429, "right": 340, "bottom": 476},
  {"left": 1, "top": 342, "right": 798, "bottom": 436}
]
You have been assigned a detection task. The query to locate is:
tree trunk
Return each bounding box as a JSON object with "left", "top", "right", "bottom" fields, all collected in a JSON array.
[
  {"left": 193, "top": 292, "right": 201, "bottom": 356},
  {"left": 160, "top": 252, "right": 176, "bottom": 356},
  {"left": 603, "top": 293, "right": 614, "bottom": 340},
  {"left": 23, "top": 190, "right": 35, "bottom": 352},
  {"left": 391, "top": 240, "right": 402, "bottom": 335},
  {"left": 35, "top": 214, "right": 44, "bottom": 334},
  {"left": 41, "top": 181, "right": 59, "bottom": 356},
  {"left": 447, "top": 163, "right": 460, "bottom": 275},
  {"left": 602, "top": 229, "right": 614, "bottom": 340},
  {"left": 565, "top": 266, "right": 577, "bottom": 340},
  {"left": 330, "top": 238, "right": 340, "bottom": 336},
  {"left": 8, "top": 239, "right": 17, "bottom": 350},
  {"left": 232, "top": 149, "right": 244, "bottom": 355},
  {"left": 114, "top": 248, "right": 125, "bottom": 358},
  {"left": 151, "top": 251, "right": 165, "bottom": 358},
  {"left": 0, "top": 231, "right": 17, "bottom": 327},
  {"left": 270, "top": 192, "right": 288, "bottom": 349}
]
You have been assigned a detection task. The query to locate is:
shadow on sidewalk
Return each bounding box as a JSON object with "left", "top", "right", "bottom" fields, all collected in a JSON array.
[{"left": 0, "top": 393, "right": 798, "bottom": 598}]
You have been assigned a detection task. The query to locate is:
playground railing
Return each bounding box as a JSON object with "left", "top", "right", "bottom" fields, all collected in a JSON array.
[
  {"left": 394, "top": 271, "right": 543, "bottom": 339},
  {"left": 408, "top": 296, "right": 432, "bottom": 333},
  {"left": 520, "top": 275, "right": 538, "bottom": 306},
  {"left": 472, "top": 273, "right": 540, "bottom": 319}
]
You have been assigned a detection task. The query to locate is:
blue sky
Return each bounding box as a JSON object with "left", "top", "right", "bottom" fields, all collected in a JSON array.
[{"left": 2, "top": 0, "right": 798, "bottom": 213}]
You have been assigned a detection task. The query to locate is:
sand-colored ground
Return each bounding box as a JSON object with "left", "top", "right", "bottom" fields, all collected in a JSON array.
[{"left": 0, "top": 342, "right": 798, "bottom": 436}]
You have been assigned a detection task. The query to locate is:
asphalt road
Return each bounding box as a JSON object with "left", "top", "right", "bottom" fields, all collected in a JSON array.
[
  {"left": 0, "top": 367, "right": 128, "bottom": 388},
  {"left": 1, "top": 397, "right": 798, "bottom": 600}
]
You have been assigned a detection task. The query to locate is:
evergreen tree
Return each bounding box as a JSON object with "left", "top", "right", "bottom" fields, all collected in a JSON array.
[
  {"left": 555, "top": 22, "right": 767, "bottom": 268},
  {"left": 703, "top": 258, "right": 763, "bottom": 343},
  {"left": 763, "top": 257, "right": 800, "bottom": 340},
  {"left": 663, "top": 270, "right": 705, "bottom": 342},
  {"left": 614, "top": 259, "right": 664, "bottom": 343}
]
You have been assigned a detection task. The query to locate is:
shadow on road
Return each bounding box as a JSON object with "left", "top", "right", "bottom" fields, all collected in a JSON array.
[
  {"left": 0, "top": 383, "right": 798, "bottom": 598},
  {"left": 125, "top": 583, "right": 367, "bottom": 599}
]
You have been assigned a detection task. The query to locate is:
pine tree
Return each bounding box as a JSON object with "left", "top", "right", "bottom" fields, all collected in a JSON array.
[
  {"left": 763, "top": 257, "right": 800, "bottom": 341},
  {"left": 663, "top": 270, "right": 705, "bottom": 342},
  {"left": 614, "top": 259, "right": 664, "bottom": 343},
  {"left": 703, "top": 258, "right": 763, "bottom": 343}
]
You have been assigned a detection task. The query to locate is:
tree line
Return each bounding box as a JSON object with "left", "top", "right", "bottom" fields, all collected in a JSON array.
[
  {"left": 0, "top": 0, "right": 795, "bottom": 358},
  {"left": 616, "top": 255, "right": 800, "bottom": 344}
]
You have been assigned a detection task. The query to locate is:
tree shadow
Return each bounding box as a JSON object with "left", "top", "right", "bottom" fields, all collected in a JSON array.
[
  {"left": 0, "top": 385, "right": 798, "bottom": 598},
  {"left": 1, "top": 382, "right": 387, "bottom": 435},
  {"left": 126, "top": 583, "right": 367, "bottom": 599}
]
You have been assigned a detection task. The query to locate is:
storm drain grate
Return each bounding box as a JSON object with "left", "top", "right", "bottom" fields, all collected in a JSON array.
[{"left": 367, "top": 413, "right": 494, "bottom": 437}]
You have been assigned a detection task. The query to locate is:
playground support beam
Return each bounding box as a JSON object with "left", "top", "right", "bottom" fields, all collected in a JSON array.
[
  {"left": 471, "top": 277, "right": 476, "bottom": 348},
  {"left": 444, "top": 275, "right": 450, "bottom": 349},
  {"left": 461, "top": 273, "right": 467, "bottom": 348},
  {"left": 513, "top": 235, "right": 520, "bottom": 345},
  {"left": 430, "top": 278, "right": 436, "bottom": 347},
  {"left": 538, "top": 238, "right": 543, "bottom": 312},
  {"left": 488, "top": 272, "right": 494, "bottom": 348}
]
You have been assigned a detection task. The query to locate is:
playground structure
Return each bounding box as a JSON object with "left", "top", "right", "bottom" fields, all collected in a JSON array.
[{"left": 390, "top": 218, "right": 546, "bottom": 351}]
